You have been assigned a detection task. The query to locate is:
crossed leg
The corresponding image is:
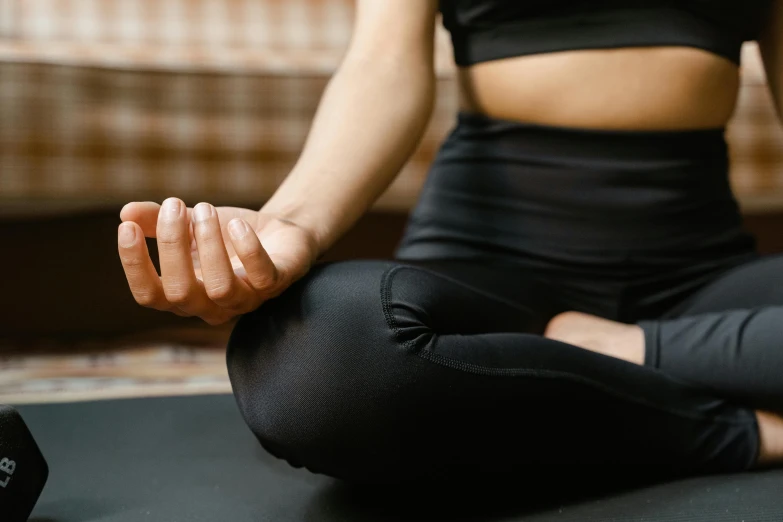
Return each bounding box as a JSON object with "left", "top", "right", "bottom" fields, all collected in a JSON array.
[
  {"left": 545, "top": 254, "right": 783, "bottom": 467},
  {"left": 228, "top": 260, "right": 762, "bottom": 483}
]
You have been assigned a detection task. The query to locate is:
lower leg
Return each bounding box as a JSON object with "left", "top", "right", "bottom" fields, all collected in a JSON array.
[{"left": 544, "top": 311, "right": 783, "bottom": 468}]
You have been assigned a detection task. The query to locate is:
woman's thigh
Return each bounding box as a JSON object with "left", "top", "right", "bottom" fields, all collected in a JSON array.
[{"left": 227, "top": 260, "right": 758, "bottom": 484}]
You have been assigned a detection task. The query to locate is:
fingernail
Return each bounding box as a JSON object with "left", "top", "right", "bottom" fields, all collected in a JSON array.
[
  {"left": 228, "top": 219, "right": 248, "bottom": 239},
  {"left": 162, "top": 198, "right": 182, "bottom": 219},
  {"left": 118, "top": 223, "right": 136, "bottom": 248},
  {"left": 193, "top": 202, "right": 213, "bottom": 223}
]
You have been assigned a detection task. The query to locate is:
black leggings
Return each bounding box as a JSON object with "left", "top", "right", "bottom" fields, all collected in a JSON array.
[
  {"left": 227, "top": 114, "right": 782, "bottom": 485},
  {"left": 227, "top": 255, "right": 783, "bottom": 484}
]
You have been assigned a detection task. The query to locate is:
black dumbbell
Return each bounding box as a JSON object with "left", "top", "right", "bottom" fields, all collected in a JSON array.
[{"left": 0, "top": 405, "right": 48, "bottom": 522}]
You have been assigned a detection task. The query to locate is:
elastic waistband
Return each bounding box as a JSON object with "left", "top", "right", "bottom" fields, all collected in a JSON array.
[
  {"left": 449, "top": 111, "right": 728, "bottom": 164},
  {"left": 399, "top": 112, "right": 751, "bottom": 260}
]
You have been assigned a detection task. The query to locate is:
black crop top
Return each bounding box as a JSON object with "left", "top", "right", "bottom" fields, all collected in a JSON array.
[{"left": 440, "top": 0, "right": 773, "bottom": 66}]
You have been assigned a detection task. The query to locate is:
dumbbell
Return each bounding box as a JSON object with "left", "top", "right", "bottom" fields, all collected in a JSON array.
[{"left": 0, "top": 405, "right": 48, "bottom": 522}]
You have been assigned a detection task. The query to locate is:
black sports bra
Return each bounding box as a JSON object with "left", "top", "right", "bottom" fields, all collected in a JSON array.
[{"left": 440, "top": 0, "right": 773, "bottom": 66}]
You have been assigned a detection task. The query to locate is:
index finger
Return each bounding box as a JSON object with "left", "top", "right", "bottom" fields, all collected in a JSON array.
[{"left": 118, "top": 221, "right": 170, "bottom": 311}]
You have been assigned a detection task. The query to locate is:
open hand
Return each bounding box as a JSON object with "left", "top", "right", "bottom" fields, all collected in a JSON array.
[{"left": 118, "top": 198, "right": 319, "bottom": 325}]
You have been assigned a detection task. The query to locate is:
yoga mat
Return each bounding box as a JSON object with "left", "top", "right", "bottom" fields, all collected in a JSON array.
[{"left": 18, "top": 394, "right": 783, "bottom": 521}]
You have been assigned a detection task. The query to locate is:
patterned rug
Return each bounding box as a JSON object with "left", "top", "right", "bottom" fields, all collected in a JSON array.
[{"left": 0, "top": 324, "right": 234, "bottom": 404}]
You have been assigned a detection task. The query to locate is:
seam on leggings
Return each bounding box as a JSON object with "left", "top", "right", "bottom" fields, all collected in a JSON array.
[
  {"left": 380, "top": 266, "right": 404, "bottom": 348},
  {"left": 416, "top": 350, "right": 754, "bottom": 426},
  {"left": 381, "top": 266, "right": 754, "bottom": 427},
  {"left": 381, "top": 264, "right": 540, "bottom": 354},
  {"left": 383, "top": 264, "right": 538, "bottom": 315},
  {"left": 381, "top": 264, "right": 538, "bottom": 353}
]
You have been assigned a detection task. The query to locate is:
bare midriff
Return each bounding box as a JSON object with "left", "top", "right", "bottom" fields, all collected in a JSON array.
[{"left": 457, "top": 47, "right": 741, "bottom": 130}]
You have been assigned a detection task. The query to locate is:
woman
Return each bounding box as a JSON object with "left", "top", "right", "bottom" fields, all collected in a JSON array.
[{"left": 117, "top": 1, "right": 783, "bottom": 484}]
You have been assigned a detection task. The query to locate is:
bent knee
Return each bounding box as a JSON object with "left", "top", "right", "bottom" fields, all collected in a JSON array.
[{"left": 226, "top": 261, "right": 408, "bottom": 478}]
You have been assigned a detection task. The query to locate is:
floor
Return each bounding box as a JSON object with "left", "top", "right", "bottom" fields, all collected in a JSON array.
[{"left": 0, "top": 324, "right": 234, "bottom": 404}]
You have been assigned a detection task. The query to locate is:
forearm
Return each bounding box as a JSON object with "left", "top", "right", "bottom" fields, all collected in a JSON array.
[{"left": 261, "top": 55, "right": 435, "bottom": 254}]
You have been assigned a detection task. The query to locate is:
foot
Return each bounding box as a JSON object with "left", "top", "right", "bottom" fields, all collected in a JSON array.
[
  {"left": 755, "top": 411, "right": 783, "bottom": 467},
  {"left": 544, "top": 311, "right": 645, "bottom": 365}
]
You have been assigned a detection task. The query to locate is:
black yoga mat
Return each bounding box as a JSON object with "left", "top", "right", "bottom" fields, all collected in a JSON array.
[{"left": 18, "top": 394, "right": 783, "bottom": 522}]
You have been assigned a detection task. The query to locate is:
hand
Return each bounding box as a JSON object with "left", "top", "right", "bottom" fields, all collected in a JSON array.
[{"left": 117, "top": 198, "right": 319, "bottom": 325}]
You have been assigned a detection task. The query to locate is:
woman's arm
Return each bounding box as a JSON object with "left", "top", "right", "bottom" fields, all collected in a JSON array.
[
  {"left": 759, "top": 0, "right": 783, "bottom": 120},
  {"left": 262, "top": 0, "right": 439, "bottom": 254},
  {"left": 118, "top": 1, "right": 439, "bottom": 324}
]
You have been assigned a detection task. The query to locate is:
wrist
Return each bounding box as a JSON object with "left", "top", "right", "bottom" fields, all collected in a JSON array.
[
  {"left": 262, "top": 175, "right": 364, "bottom": 257},
  {"left": 259, "top": 208, "right": 330, "bottom": 259}
]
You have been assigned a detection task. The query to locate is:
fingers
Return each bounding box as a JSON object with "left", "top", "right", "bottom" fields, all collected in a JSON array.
[
  {"left": 120, "top": 198, "right": 273, "bottom": 325},
  {"left": 227, "top": 218, "right": 280, "bottom": 296},
  {"left": 121, "top": 201, "right": 192, "bottom": 238},
  {"left": 191, "top": 203, "right": 257, "bottom": 310},
  {"left": 117, "top": 221, "right": 170, "bottom": 310},
  {"left": 156, "top": 198, "right": 221, "bottom": 319}
]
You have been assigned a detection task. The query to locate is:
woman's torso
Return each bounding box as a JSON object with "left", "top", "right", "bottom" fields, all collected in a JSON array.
[
  {"left": 458, "top": 48, "right": 739, "bottom": 130},
  {"left": 396, "top": 1, "right": 768, "bottom": 297},
  {"left": 443, "top": 0, "right": 773, "bottom": 130}
]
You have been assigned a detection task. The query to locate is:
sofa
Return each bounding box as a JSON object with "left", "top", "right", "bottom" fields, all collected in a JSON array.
[{"left": 1, "top": 0, "right": 783, "bottom": 218}]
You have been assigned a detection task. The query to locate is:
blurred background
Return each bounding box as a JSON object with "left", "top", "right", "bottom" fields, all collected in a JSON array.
[{"left": 1, "top": 0, "right": 783, "bottom": 403}]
